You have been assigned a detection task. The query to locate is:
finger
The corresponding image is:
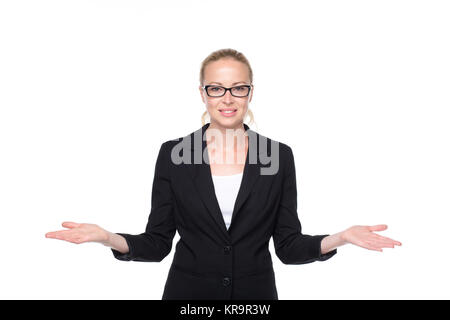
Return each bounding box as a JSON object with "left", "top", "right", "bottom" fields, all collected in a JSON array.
[
  {"left": 360, "top": 241, "right": 383, "bottom": 252},
  {"left": 368, "top": 234, "right": 396, "bottom": 244},
  {"left": 45, "top": 231, "right": 63, "bottom": 239},
  {"left": 372, "top": 234, "right": 402, "bottom": 246},
  {"left": 46, "top": 230, "right": 75, "bottom": 241},
  {"left": 62, "top": 222, "right": 80, "bottom": 229},
  {"left": 45, "top": 231, "right": 64, "bottom": 238},
  {"left": 368, "top": 224, "right": 388, "bottom": 232},
  {"left": 365, "top": 243, "right": 384, "bottom": 252},
  {"left": 368, "top": 241, "right": 394, "bottom": 249},
  {"left": 366, "top": 238, "right": 401, "bottom": 250},
  {"left": 354, "top": 240, "right": 383, "bottom": 252},
  {"left": 366, "top": 239, "right": 393, "bottom": 249},
  {"left": 47, "top": 229, "right": 89, "bottom": 244}
]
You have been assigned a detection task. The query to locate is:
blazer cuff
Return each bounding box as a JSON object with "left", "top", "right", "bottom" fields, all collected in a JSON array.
[
  {"left": 316, "top": 234, "right": 337, "bottom": 261},
  {"left": 111, "top": 233, "right": 135, "bottom": 261}
]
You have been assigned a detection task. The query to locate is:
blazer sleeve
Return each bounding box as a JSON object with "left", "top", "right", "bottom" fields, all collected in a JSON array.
[
  {"left": 273, "top": 145, "right": 337, "bottom": 265},
  {"left": 111, "top": 141, "right": 176, "bottom": 262}
]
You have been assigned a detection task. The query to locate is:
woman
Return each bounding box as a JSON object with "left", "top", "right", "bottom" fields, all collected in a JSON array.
[{"left": 45, "top": 48, "right": 401, "bottom": 300}]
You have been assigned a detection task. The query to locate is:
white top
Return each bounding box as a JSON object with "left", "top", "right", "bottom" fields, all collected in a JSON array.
[{"left": 211, "top": 172, "right": 243, "bottom": 230}]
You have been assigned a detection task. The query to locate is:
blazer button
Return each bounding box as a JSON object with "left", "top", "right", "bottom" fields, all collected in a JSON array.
[
  {"left": 222, "top": 277, "right": 231, "bottom": 287},
  {"left": 224, "top": 246, "right": 231, "bottom": 254}
]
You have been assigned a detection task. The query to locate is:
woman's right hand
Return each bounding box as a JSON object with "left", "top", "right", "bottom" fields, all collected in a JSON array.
[{"left": 45, "top": 222, "right": 110, "bottom": 245}]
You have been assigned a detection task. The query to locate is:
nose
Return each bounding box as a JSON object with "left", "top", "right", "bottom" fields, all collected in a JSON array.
[{"left": 222, "top": 89, "right": 234, "bottom": 103}]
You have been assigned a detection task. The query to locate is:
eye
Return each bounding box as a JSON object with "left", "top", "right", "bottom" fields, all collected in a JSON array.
[{"left": 234, "top": 86, "right": 245, "bottom": 91}]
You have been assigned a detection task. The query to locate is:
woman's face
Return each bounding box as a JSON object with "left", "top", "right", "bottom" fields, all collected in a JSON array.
[{"left": 199, "top": 58, "right": 253, "bottom": 129}]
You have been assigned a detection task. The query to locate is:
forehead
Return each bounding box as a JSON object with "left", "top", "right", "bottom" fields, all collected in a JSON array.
[{"left": 204, "top": 59, "right": 250, "bottom": 84}]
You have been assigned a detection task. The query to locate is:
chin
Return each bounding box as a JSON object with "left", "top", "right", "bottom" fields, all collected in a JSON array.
[{"left": 214, "top": 118, "right": 245, "bottom": 128}]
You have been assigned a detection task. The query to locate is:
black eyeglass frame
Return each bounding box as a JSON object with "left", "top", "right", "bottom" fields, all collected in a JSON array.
[{"left": 202, "top": 85, "right": 253, "bottom": 97}]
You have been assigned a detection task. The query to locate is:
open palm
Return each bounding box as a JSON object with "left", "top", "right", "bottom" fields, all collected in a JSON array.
[
  {"left": 342, "top": 224, "right": 401, "bottom": 252},
  {"left": 45, "top": 222, "right": 109, "bottom": 245}
]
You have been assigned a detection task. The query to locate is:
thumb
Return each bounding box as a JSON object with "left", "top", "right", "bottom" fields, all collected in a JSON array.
[
  {"left": 368, "top": 224, "right": 388, "bottom": 232},
  {"left": 62, "top": 221, "right": 80, "bottom": 229}
]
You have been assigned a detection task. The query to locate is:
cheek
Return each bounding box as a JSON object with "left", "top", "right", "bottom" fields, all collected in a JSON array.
[
  {"left": 239, "top": 102, "right": 249, "bottom": 111},
  {"left": 205, "top": 99, "right": 219, "bottom": 110}
]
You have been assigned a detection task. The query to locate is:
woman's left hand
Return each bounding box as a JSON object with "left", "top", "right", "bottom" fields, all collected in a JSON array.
[{"left": 342, "top": 224, "right": 402, "bottom": 252}]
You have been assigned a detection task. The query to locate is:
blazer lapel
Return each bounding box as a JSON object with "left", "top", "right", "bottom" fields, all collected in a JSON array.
[{"left": 187, "top": 123, "right": 262, "bottom": 240}]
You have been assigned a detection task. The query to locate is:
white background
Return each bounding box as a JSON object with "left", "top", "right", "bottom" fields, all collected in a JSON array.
[{"left": 1, "top": 0, "right": 449, "bottom": 299}]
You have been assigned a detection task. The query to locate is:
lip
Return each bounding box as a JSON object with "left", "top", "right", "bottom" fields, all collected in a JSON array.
[{"left": 219, "top": 109, "right": 237, "bottom": 117}]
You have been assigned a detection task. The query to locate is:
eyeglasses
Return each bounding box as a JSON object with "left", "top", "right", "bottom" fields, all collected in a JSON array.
[{"left": 203, "top": 85, "right": 252, "bottom": 97}]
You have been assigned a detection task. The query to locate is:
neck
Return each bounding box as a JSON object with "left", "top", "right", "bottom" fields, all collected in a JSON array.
[
  {"left": 206, "top": 121, "right": 248, "bottom": 153},
  {"left": 207, "top": 121, "right": 245, "bottom": 135}
]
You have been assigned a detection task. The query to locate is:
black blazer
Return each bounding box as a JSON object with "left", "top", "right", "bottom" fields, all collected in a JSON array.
[{"left": 111, "top": 123, "right": 337, "bottom": 300}]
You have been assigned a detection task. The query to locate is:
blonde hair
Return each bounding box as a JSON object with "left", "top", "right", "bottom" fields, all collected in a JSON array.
[{"left": 200, "top": 48, "right": 255, "bottom": 127}]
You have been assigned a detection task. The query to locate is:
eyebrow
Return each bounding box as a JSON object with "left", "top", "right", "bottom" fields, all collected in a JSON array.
[{"left": 208, "top": 81, "right": 248, "bottom": 86}]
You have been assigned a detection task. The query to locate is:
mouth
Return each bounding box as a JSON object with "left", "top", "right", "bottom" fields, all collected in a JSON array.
[{"left": 219, "top": 109, "right": 237, "bottom": 117}]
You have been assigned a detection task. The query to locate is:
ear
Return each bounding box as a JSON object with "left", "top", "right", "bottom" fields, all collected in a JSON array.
[{"left": 199, "top": 85, "right": 206, "bottom": 104}]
